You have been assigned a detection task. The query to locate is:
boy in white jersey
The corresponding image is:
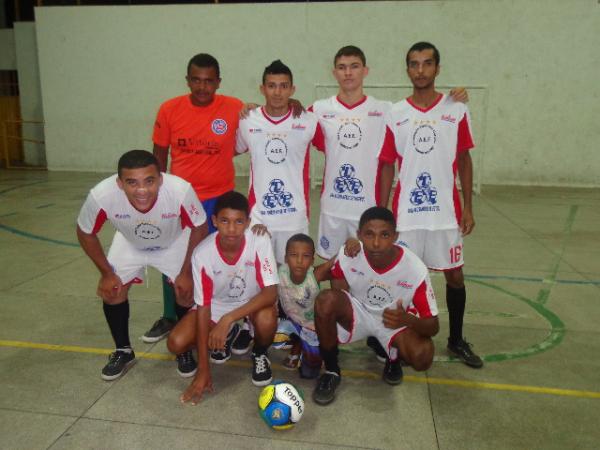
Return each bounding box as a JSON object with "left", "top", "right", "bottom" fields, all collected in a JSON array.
[
  {"left": 311, "top": 207, "right": 439, "bottom": 405},
  {"left": 384, "top": 42, "right": 483, "bottom": 368},
  {"left": 278, "top": 234, "right": 336, "bottom": 379},
  {"left": 76, "top": 150, "right": 208, "bottom": 381},
  {"left": 236, "top": 60, "right": 317, "bottom": 264},
  {"left": 167, "top": 191, "right": 279, "bottom": 405}
]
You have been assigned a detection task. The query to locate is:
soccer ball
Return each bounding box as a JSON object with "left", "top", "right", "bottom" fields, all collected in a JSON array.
[{"left": 258, "top": 381, "right": 304, "bottom": 430}]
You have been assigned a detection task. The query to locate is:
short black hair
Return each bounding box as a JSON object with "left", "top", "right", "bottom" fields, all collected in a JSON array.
[
  {"left": 187, "top": 53, "right": 220, "bottom": 78},
  {"left": 334, "top": 45, "right": 366, "bottom": 66},
  {"left": 262, "top": 59, "right": 293, "bottom": 85},
  {"left": 358, "top": 206, "right": 396, "bottom": 230},
  {"left": 406, "top": 41, "right": 440, "bottom": 67},
  {"left": 285, "top": 233, "right": 315, "bottom": 255},
  {"left": 117, "top": 150, "right": 159, "bottom": 177},
  {"left": 214, "top": 191, "right": 249, "bottom": 217}
]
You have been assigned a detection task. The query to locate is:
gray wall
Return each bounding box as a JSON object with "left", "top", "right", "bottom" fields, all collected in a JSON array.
[
  {"left": 28, "top": 1, "right": 600, "bottom": 187},
  {"left": 0, "top": 28, "right": 15, "bottom": 69}
]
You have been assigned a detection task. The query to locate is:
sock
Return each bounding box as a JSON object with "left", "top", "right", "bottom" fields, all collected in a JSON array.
[
  {"left": 319, "top": 346, "right": 340, "bottom": 376},
  {"left": 446, "top": 285, "right": 466, "bottom": 345},
  {"left": 103, "top": 300, "right": 131, "bottom": 349},
  {"left": 161, "top": 274, "right": 177, "bottom": 321},
  {"left": 175, "top": 303, "right": 191, "bottom": 322},
  {"left": 252, "top": 344, "right": 268, "bottom": 356}
]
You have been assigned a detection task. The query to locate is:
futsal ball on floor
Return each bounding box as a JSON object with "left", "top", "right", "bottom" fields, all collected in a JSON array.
[{"left": 258, "top": 381, "right": 304, "bottom": 430}]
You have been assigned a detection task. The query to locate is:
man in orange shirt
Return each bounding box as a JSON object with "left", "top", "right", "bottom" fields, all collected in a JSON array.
[{"left": 144, "top": 54, "right": 244, "bottom": 377}]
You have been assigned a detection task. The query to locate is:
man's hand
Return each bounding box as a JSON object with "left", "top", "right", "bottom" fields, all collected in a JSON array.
[
  {"left": 382, "top": 300, "right": 411, "bottom": 329},
  {"left": 251, "top": 224, "right": 271, "bottom": 237},
  {"left": 97, "top": 272, "right": 123, "bottom": 301},
  {"left": 209, "top": 318, "right": 232, "bottom": 350},
  {"left": 180, "top": 371, "right": 213, "bottom": 405},
  {"left": 344, "top": 238, "right": 361, "bottom": 258},
  {"left": 289, "top": 98, "right": 305, "bottom": 118},
  {"left": 449, "top": 87, "right": 469, "bottom": 103},
  {"left": 240, "top": 103, "right": 259, "bottom": 119},
  {"left": 460, "top": 207, "right": 475, "bottom": 236},
  {"left": 174, "top": 272, "right": 194, "bottom": 307}
]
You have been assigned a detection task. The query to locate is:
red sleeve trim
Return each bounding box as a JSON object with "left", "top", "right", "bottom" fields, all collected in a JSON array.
[
  {"left": 303, "top": 144, "right": 311, "bottom": 219},
  {"left": 180, "top": 205, "right": 194, "bottom": 230},
  {"left": 312, "top": 122, "right": 325, "bottom": 152},
  {"left": 200, "top": 268, "right": 213, "bottom": 307},
  {"left": 379, "top": 126, "right": 397, "bottom": 163},
  {"left": 255, "top": 253, "right": 265, "bottom": 289},
  {"left": 91, "top": 209, "right": 107, "bottom": 234},
  {"left": 457, "top": 113, "right": 474, "bottom": 153},
  {"left": 330, "top": 260, "right": 345, "bottom": 280},
  {"left": 412, "top": 281, "right": 433, "bottom": 318}
]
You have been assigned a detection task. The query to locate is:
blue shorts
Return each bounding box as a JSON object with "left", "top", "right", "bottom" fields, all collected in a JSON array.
[{"left": 279, "top": 319, "right": 320, "bottom": 364}]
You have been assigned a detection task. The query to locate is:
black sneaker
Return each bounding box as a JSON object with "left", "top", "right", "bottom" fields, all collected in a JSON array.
[
  {"left": 447, "top": 338, "right": 484, "bottom": 368},
  {"left": 101, "top": 350, "right": 136, "bottom": 381},
  {"left": 366, "top": 336, "right": 387, "bottom": 363},
  {"left": 232, "top": 328, "right": 252, "bottom": 355},
  {"left": 142, "top": 317, "right": 176, "bottom": 343},
  {"left": 383, "top": 358, "right": 403, "bottom": 385},
  {"left": 210, "top": 323, "right": 240, "bottom": 364},
  {"left": 176, "top": 350, "right": 197, "bottom": 378},
  {"left": 312, "top": 371, "right": 341, "bottom": 405},
  {"left": 251, "top": 353, "right": 273, "bottom": 386}
]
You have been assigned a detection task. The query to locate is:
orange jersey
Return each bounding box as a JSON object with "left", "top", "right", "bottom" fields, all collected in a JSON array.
[{"left": 153, "top": 94, "right": 243, "bottom": 200}]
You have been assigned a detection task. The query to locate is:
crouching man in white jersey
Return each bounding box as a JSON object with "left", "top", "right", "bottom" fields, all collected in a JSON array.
[
  {"left": 384, "top": 42, "right": 483, "bottom": 368},
  {"left": 167, "top": 192, "right": 279, "bottom": 405},
  {"left": 76, "top": 150, "right": 208, "bottom": 381},
  {"left": 312, "top": 207, "right": 439, "bottom": 405}
]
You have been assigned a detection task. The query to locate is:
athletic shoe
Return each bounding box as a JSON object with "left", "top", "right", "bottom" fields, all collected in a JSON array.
[
  {"left": 366, "top": 336, "right": 387, "bottom": 363},
  {"left": 142, "top": 317, "right": 176, "bottom": 343},
  {"left": 312, "top": 371, "right": 341, "bottom": 405},
  {"left": 251, "top": 353, "right": 273, "bottom": 386},
  {"left": 101, "top": 350, "right": 136, "bottom": 381},
  {"left": 210, "top": 323, "right": 240, "bottom": 364},
  {"left": 176, "top": 350, "right": 197, "bottom": 378},
  {"left": 272, "top": 332, "right": 293, "bottom": 350},
  {"left": 383, "top": 358, "right": 403, "bottom": 385},
  {"left": 447, "top": 338, "right": 484, "bottom": 368},
  {"left": 299, "top": 363, "right": 321, "bottom": 380},
  {"left": 232, "top": 328, "right": 252, "bottom": 355},
  {"left": 283, "top": 354, "right": 300, "bottom": 370}
]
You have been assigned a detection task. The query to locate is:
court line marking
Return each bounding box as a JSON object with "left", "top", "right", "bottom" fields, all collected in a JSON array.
[{"left": 1, "top": 339, "right": 598, "bottom": 400}]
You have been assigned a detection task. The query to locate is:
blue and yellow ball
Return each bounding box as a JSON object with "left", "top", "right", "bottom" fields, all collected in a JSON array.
[{"left": 258, "top": 381, "right": 304, "bottom": 430}]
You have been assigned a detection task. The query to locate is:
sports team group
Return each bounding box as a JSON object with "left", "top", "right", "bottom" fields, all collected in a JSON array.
[{"left": 76, "top": 42, "right": 482, "bottom": 406}]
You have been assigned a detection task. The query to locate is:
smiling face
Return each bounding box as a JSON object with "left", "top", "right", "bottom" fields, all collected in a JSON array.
[
  {"left": 186, "top": 64, "right": 221, "bottom": 106},
  {"left": 117, "top": 165, "right": 162, "bottom": 212},
  {"left": 213, "top": 207, "right": 250, "bottom": 248},
  {"left": 285, "top": 241, "right": 315, "bottom": 284},
  {"left": 406, "top": 48, "right": 440, "bottom": 90},
  {"left": 333, "top": 55, "right": 369, "bottom": 94},
  {"left": 357, "top": 219, "right": 399, "bottom": 267},
  {"left": 261, "top": 73, "right": 295, "bottom": 116}
]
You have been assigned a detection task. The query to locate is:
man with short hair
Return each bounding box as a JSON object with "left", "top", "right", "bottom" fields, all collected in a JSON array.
[
  {"left": 76, "top": 150, "right": 208, "bottom": 380},
  {"left": 384, "top": 41, "right": 483, "bottom": 368}
]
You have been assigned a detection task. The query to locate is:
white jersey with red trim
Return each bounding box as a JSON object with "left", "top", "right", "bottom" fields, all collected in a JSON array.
[
  {"left": 331, "top": 243, "right": 438, "bottom": 317},
  {"left": 310, "top": 96, "right": 396, "bottom": 220},
  {"left": 386, "top": 94, "right": 474, "bottom": 231},
  {"left": 192, "top": 229, "right": 279, "bottom": 308},
  {"left": 236, "top": 108, "right": 317, "bottom": 231},
  {"left": 77, "top": 173, "right": 206, "bottom": 251}
]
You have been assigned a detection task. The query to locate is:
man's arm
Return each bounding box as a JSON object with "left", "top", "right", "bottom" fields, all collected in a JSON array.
[
  {"left": 174, "top": 222, "right": 209, "bottom": 306},
  {"left": 153, "top": 144, "right": 169, "bottom": 173},
  {"left": 76, "top": 225, "right": 122, "bottom": 300},
  {"left": 313, "top": 256, "right": 337, "bottom": 282},
  {"left": 209, "top": 285, "right": 277, "bottom": 350},
  {"left": 457, "top": 150, "right": 475, "bottom": 236},
  {"left": 180, "top": 305, "right": 213, "bottom": 405}
]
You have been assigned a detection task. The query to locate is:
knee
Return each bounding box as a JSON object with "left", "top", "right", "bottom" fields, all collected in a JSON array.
[
  {"left": 314, "top": 289, "right": 339, "bottom": 318},
  {"left": 167, "top": 331, "right": 186, "bottom": 354},
  {"left": 445, "top": 269, "right": 465, "bottom": 289},
  {"left": 410, "top": 340, "right": 435, "bottom": 372}
]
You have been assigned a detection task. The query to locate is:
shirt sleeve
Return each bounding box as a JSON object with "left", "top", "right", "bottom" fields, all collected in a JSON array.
[
  {"left": 192, "top": 249, "right": 213, "bottom": 307},
  {"left": 457, "top": 109, "right": 475, "bottom": 153},
  {"left": 234, "top": 127, "right": 249, "bottom": 155},
  {"left": 378, "top": 126, "right": 397, "bottom": 163},
  {"left": 411, "top": 274, "right": 438, "bottom": 318},
  {"left": 179, "top": 184, "right": 207, "bottom": 229},
  {"left": 330, "top": 258, "right": 345, "bottom": 280},
  {"left": 77, "top": 192, "right": 107, "bottom": 234},
  {"left": 254, "top": 235, "right": 279, "bottom": 288},
  {"left": 152, "top": 103, "right": 171, "bottom": 148}
]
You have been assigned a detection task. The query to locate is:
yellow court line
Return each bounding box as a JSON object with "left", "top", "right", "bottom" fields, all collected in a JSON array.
[{"left": 2, "top": 339, "right": 599, "bottom": 400}]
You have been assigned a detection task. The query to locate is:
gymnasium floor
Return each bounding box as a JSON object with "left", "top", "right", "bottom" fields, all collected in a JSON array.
[{"left": 1, "top": 169, "right": 599, "bottom": 450}]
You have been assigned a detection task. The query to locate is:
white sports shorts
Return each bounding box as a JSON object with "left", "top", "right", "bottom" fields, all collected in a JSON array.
[
  {"left": 317, "top": 213, "right": 359, "bottom": 259},
  {"left": 396, "top": 228, "right": 464, "bottom": 271}
]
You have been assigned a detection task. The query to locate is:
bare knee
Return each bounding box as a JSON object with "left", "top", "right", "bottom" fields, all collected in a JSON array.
[
  {"left": 410, "top": 339, "right": 435, "bottom": 372},
  {"left": 167, "top": 332, "right": 185, "bottom": 354},
  {"left": 314, "top": 289, "right": 340, "bottom": 318}
]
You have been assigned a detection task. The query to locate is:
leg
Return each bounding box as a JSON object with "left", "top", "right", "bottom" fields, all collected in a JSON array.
[
  {"left": 167, "top": 308, "right": 198, "bottom": 354},
  {"left": 249, "top": 304, "right": 278, "bottom": 386},
  {"left": 392, "top": 328, "right": 435, "bottom": 372}
]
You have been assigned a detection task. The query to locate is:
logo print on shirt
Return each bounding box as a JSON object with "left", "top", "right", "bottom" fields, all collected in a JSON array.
[
  {"left": 337, "top": 121, "right": 362, "bottom": 149},
  {"left": 333, "top": 164, "right": 363, "bottom": 195},
  {"left": 134, "top": 222, "right": 162, "bottom": 240},
  {"left": 262, "top": 179, "right": 294, "bottom": 210},
  {"left": 413, "top": 124, "right": 436, "bottom": 154},
  {"left": 366, "top": 285, "right": 393, "bottom": 309},
  {"left": 228, "top": 275, "right": 246, "bottom": 298},
  {"left": 320, "top": 236, "right": 330, "bottom": 250},
  {"left": 410, "top": 172, "right": 438, "bottom": 206},
  {"left": 212, "top": 119, "right": 228, "bottom": 135},
  {"left": 265, "top": 137, "right": 288, "bottom": 164}
]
